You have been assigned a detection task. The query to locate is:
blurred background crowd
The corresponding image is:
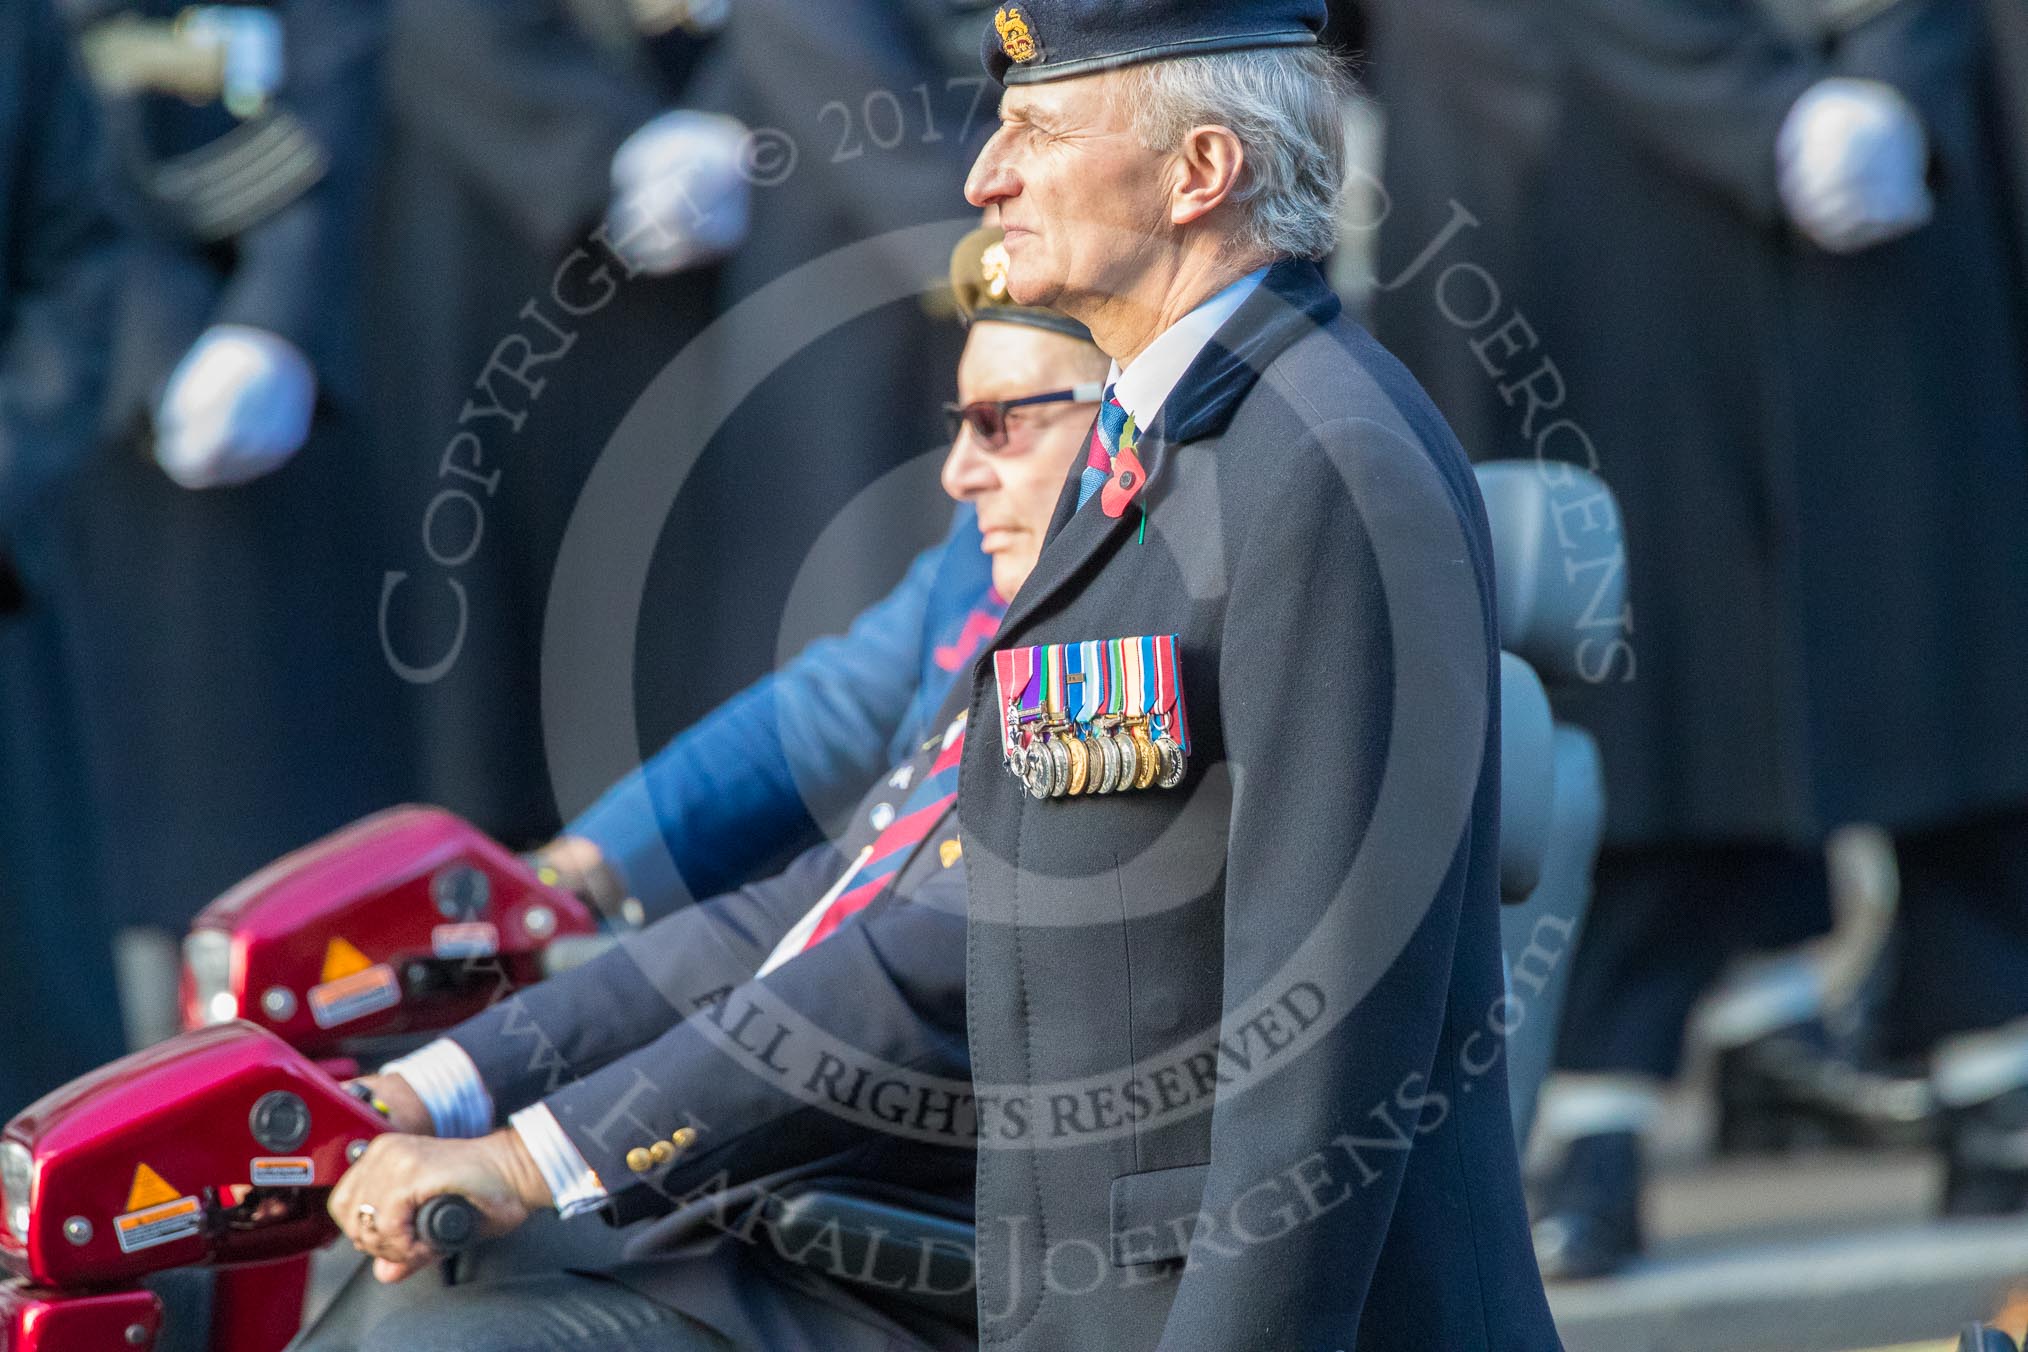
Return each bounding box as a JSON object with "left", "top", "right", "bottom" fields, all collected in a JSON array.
[{"left": 0, "top": 0, "right": 2023, "bottom": 1346}]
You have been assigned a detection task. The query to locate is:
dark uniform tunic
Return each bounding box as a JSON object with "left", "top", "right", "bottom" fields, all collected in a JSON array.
[
  {"left": 366, "top": 0, "right": 988, "bottom": 850},
  {"left": 363, "top": 0, "right": 721, "bottom": 846},
  {"left": 47, "top": 0, "right": 413, "bottom": 936},
  {"left": 1370, "top": 0, "right": 2028, "bottom": 1073},
  {"left": 0, "top": 0, "right": 127, "bottom": 1111},
  {"left": 1377, "top": 0, "right": 2028, "bottom": 848}
]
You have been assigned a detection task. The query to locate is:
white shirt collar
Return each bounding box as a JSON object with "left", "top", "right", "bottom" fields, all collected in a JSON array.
[{"left": 1107, "top": 268, "right": 1268, "bottom": 432}]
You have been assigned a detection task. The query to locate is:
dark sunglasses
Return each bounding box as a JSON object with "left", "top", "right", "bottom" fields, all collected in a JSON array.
[{"left": 943, "top": 382, "right": 1106, "bottom": 449}]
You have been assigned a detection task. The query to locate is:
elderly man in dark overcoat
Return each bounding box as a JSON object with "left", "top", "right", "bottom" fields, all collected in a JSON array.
[{"left": 948, "top": 3, "right": 1559, "bottom": 1345}]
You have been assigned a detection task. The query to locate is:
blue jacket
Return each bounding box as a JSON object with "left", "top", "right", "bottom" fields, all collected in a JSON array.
[{"left": 569, "top": 505, "right": 996, "bottom": 918}]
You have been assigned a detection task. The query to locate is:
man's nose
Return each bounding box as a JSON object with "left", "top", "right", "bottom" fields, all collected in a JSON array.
[
  {"left": 965, "top": 133, "right": 1016, "bottom": 208},
  {"left": 941, "top": 426, "right": 998, "bottom": 501}
]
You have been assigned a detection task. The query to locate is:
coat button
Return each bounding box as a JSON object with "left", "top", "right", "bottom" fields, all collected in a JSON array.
[
  {"left": 671, "top": 1127, "right": 698, "bottom": 1150},
  {"left": 626, "top": 1148, "right": 654, "bottom": 1174},
  {"left": 649, "top": 1140, "right": 675, "bottom": 1164}
]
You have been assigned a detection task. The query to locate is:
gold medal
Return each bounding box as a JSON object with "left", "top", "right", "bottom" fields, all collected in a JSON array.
[
  {"left": 1128, "top": 716, "right": 1159, "bottom": 791},
  {"left": 1058, "top": 722, "right": 1089, "bottom": 796},
  {"left": 1155, "top": 735, "right": 1187, "bottom": 790}
]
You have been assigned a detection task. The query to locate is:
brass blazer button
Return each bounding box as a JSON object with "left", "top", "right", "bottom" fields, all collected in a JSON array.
[
  {"left": 671, "top": 1127, "right": 699, "bottom": 1150},
  {"left": 649, "top": 1140, "right": 675, "bottom": 1164},
  {"left": 626, "top": 1147, "right": 654, "bottom": 1174}
]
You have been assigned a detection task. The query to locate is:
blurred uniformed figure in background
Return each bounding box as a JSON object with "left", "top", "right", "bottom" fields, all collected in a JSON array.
[
  {"left": 0, "top": 0, "right": 127, "bottom": 1109},
  {"left": 1369, "top": 0, "right": 2028, "bottom": 1277},
  {"left": 364, "top": 0, "right": 742, "bottom": 847},
  {"left": 43, "top": 0, "right": 412, "bottom": 1041},
  {"left": 368, "top": 0, "right": 999, "bottom": 862}
]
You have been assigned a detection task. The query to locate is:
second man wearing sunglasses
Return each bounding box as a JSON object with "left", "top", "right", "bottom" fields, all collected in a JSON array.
[
  {"left": 521, "top": 231, "right": 1103, "bottom": 931},
  {"left": 940, "top": 228, "right": 1109, "bottom": 609},
  {"left": 310, "top": 230, "right": 1107, "bottom": 1352}
]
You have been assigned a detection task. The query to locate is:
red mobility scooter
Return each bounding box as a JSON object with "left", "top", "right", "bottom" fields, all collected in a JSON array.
[{"left": 0, "top": 809, "right": 600, "bottom": 1352}]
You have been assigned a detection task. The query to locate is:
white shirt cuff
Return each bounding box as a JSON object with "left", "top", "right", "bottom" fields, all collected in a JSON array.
[
  {"left": 380, "top": 1040, "right": 494, "bottom": 1140},
  {"left": 509, "top": 1103, "right": 609, "bottom": 1219}
]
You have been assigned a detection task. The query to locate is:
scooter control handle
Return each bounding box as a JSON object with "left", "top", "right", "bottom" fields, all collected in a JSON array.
[
  {"left": 414, "top": 1195, "right": 480, "bottom": 1254},
  {"left": 343, "top": 1084, "right": 478, "bottom": 1255}
]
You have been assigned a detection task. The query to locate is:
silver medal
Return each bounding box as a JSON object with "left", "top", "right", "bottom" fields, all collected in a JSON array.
[{"left": 1022, "top": 742, "right": 1054, "bottom": 799}]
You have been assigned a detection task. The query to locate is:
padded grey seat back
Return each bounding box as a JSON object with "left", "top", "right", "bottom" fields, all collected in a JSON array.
[
  {"left": 1476, "top": 460, "right": 1624, "bottom": 1146},
  {"left": 1500, "top": 726, "right": 1607, "bottom": 1143},
  {"left": 1499, "top": 653, "right": 1555, "bottom": 902},
  {"left": 1475, "top": 460, "right": 1628, "bottom": 685}
]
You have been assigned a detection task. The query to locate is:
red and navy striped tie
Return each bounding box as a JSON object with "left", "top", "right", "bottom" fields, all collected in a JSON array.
[{"left": 769, "top": 716, "right": 967, "bottom": 965}]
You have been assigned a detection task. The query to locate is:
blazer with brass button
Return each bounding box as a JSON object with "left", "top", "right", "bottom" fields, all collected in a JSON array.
[{"left": 443, "top": 725, "right": 978, "bottom": 1349}]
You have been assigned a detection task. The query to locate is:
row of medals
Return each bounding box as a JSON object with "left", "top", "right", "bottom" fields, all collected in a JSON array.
[{"left": 1006, "top": 712, "right": 1187, "bottom": 800}]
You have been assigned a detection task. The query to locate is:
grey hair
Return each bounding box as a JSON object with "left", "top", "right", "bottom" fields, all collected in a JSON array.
[{"left": 1115, "top": 46, "right": 1355, "bottom": 263}]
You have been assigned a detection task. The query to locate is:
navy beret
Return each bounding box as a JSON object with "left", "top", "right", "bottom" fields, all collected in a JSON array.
[{"left": 981, "top": 1, "right": 1325, "bottom": 86}]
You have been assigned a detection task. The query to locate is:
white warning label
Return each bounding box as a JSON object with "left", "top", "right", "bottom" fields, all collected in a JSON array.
[
  {"left": 115, "top": 1196, "right": 202, "bottom": 1254},
  {"left": 250, "top": 1157, "right": 315, "bottom": 1187}
]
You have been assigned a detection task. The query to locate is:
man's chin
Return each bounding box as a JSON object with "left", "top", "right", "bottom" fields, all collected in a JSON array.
[
  {"left": 993, "top": 559, "right": 1037, "bottom": 602},
  {"left": 999, "top": 247, "right": 1060, "bottom": 309},
  {"left": 1005, "top": 276, "right": 1055, "bottom": 309}
]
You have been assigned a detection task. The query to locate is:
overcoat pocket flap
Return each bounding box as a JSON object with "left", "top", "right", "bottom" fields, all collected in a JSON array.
[{"left": 1108, "top": 1162, "right": 1209, "bottom": 1266}]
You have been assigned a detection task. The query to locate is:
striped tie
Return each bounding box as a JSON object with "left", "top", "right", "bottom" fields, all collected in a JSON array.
[
  {"left": 1077, "top": 390, "right": 1129, "bottom": 510},
  {"left": 759, "top": 716, "right": 967, "bottom": 973}
]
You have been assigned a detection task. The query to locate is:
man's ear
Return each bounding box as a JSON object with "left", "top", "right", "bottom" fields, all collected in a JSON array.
[{"left": 1170, "top": 125, "right": 1248, "bottom": 227}]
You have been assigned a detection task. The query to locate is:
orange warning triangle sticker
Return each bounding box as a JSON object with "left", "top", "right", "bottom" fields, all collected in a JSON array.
[
  {"left": 126, "top": 1163, "right": 181, "bottom": 1212},
  {"left": 321, "top": 938, "right": 373, "bottom": 983}
]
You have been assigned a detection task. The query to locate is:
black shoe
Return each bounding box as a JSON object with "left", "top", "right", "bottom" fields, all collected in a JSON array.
[
  {"left": 1531, "top": 1130, "right": 1642, "bottom": 1281},
  {"left": 1716, "top": 1020, "right": 1936, "bottom": 1154},
  {"left": 1942, "top": 1087, "right": 2028, "bottom": 1218},
  {"left": 1959, "top": 1324, "right": 2020, "bottom": 1352}
]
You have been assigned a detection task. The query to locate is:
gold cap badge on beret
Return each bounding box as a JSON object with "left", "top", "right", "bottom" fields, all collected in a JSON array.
[
  {"left": 995, "top": 7, "right": 1041, "bottom": 63},
  {"left": 981, "top": 0, "right": 1323, "bottom": 87},
  {"left": 949, "top": 227, "right": 1093, "bottom": 343},
  {"left": 980, "top": 241, "right": 1012, "bottom": 301}
]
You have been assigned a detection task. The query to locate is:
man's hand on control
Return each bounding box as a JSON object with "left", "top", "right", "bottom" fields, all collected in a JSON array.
[
  {"left": 349, "top": 1072, "right": 435, "bottom": 1137},
  {"left": 329, "top": 1130, "right": 552, "bottom": 1284},
  {"left": 526, "top": 835, "right": 637, "bottom": 926},
  {"left": 1777, "top": 77, "right": 1935, "bottom": 255}
]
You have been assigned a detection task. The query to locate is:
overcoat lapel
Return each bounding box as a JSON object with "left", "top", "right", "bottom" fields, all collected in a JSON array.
[{"left": 990, "top": 260, "right": 1344, "bottom": 643}]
